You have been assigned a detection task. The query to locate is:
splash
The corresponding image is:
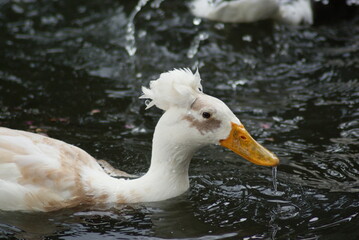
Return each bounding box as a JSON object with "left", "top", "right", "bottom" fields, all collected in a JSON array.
[
  {"left": 187, "top": 32, "right": 209, "bottom": 59},
  {"left": 125, "top": 0, "right": 149, "bottom": 56}
]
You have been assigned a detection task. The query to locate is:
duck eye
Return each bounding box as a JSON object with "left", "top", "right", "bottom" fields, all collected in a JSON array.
[{"left": 202, "top": 112, "right": 211, "bottom": 119}]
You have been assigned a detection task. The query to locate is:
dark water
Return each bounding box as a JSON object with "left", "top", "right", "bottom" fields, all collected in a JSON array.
[{"left": 1, "top": 0, "right": 359, "bottom": 239}]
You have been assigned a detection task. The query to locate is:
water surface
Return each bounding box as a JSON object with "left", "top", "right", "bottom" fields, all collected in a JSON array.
[{"left": 0, "top": 0, "right": 359, "bottom": 239}]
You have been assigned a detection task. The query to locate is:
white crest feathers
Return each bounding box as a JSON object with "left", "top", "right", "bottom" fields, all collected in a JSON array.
[{"left": 140, "top": 68, "right": 203, "bottom": 111}]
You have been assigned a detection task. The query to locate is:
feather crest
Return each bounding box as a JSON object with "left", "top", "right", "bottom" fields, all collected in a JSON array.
[{"left": 140, "top": 68, "right": 203, "bottom": 111}]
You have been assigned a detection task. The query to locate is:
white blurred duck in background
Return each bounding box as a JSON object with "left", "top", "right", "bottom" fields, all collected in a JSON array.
[{"left": 191, "top": 0, "right": 313, "bottom": 25}]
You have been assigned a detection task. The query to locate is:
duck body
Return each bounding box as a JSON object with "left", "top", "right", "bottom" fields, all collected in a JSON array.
[
  {"left": 0, "top": 69, "right": 279, "bottom": 212},
  {"left": 0, "top": 126, "right": 195, "bottom": 212},
  {"left": 0, "top": 127, "right": 117, "bottom": 211}
]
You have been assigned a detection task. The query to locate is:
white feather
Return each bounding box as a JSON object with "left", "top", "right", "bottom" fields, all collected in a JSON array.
[{"left": 140, "top": 68, "right": 203, "bottom": 111}]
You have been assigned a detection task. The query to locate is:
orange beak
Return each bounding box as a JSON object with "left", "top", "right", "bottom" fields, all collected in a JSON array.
[{"left": 220, "top": 122, "right": 279, "bottom": 166}]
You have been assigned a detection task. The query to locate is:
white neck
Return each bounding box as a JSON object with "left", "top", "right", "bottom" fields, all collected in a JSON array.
[
  {"left": 88, "top": 117, "right": 200, "bottom": 204},
  {"left": 132, "top": 121, "right": 198, "bottom": 202}
]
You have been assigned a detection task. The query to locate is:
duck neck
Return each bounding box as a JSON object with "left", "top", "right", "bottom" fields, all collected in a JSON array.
[
  {"left": 136, "top": 124, "right": 199, "bottom": 202},
  {"left": 148, "top": 134, "right": 194, "bottom": 181},
  {"left": 83, "top": 122, "right": 200, "bottom": 204}
]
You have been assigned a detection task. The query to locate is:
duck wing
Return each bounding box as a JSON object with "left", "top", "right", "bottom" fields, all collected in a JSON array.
[{"left": 97, "top": 159, "right": 137, "bottom": 179}]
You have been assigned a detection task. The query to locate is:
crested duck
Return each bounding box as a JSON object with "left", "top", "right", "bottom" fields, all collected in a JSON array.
[
  {"left": 191, "top": 0, "right": 313, "bottom": 25},
  {"left": 0, "top": 69, "right": 279, "bottom": 212}
]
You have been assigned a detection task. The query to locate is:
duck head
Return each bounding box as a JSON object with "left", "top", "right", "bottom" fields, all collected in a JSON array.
[{"left": 141, "top": 69, "right": 279, "bottom": 167}]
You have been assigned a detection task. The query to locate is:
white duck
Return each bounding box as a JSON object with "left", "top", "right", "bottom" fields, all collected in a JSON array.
[
  {"left": 191, "top": 0, "right": 313, "bottom": 25},
  {"left": 0, "top": 69, "right": 279, "bottom": 212}
]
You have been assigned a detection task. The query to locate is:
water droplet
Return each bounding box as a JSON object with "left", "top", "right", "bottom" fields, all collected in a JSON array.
[
  {"left": 272, "top": 166, "right": 278, "bottom": 192},
  {"left": 131, "top": 127, "right": 147, "bottom": 134},
  {"left": 138, "top": 30, "right": 147, "bottom": 38},
  {"left": 272, "top": 116, "right": 283, "bottom": 122},
  {"left": 214, "top": 23, "right": 224, "bottom": 30},
  {"left": 309, "top": 217, "right": 319, "bottom": 222},
  {"left": 193, "top": 17, "right": 201, "bottom": 25},
  {"left": 12, "top": 4, "right": 24, "bottom": 14},
  {"left": 229, "top": 79, "right": 248, "bottom": 90},
  {"left": 242, "top": 35, "right": 252, "bottom": 42}
]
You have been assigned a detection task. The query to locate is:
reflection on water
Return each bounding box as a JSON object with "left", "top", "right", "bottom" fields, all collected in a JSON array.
[{"left": 1, "top": 0, "right": 359, "bottom": 239}]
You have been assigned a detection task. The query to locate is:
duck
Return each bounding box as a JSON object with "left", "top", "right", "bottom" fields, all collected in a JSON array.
[
  {"left": 0, "top": 69, "right": 279, "bottom": 212},
  {"left": 190, "top": 0, "right": 313, "bottom": 25}
]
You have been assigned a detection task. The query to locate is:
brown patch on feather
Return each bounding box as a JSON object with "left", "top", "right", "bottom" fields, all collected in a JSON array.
[
  {"left": 97, "top": 193, "right": 109, "bottom": 202},
  {"left": 129, "top": 189, "right": 140, "bottom": 202},
  {"left": 183, "top": 115, "right": 221, "bottom": 135},
  {"left": 184, "top": 97, "right": 222, "bottom": 135},
  {"left": 18, "top": 134, "right": 104, "bottom": 211},
  {"left": 117, "top": 194, "right": 126, "bottom": 204}
]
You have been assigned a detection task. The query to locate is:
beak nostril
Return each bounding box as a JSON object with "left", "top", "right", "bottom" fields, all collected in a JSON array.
[{"left": 240, "top": 136, "right": 246, "bottom": 140}]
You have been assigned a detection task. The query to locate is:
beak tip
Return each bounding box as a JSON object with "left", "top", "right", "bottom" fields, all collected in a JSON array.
[
  {"left": 255, "top": 155, "right": 279, "bottom": 167},
  {"left": 264, "top": 152, "right": 280, "bottom": 167},
  {"left": 271, "top": 157, "right": 280, "bottom": 167}
]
